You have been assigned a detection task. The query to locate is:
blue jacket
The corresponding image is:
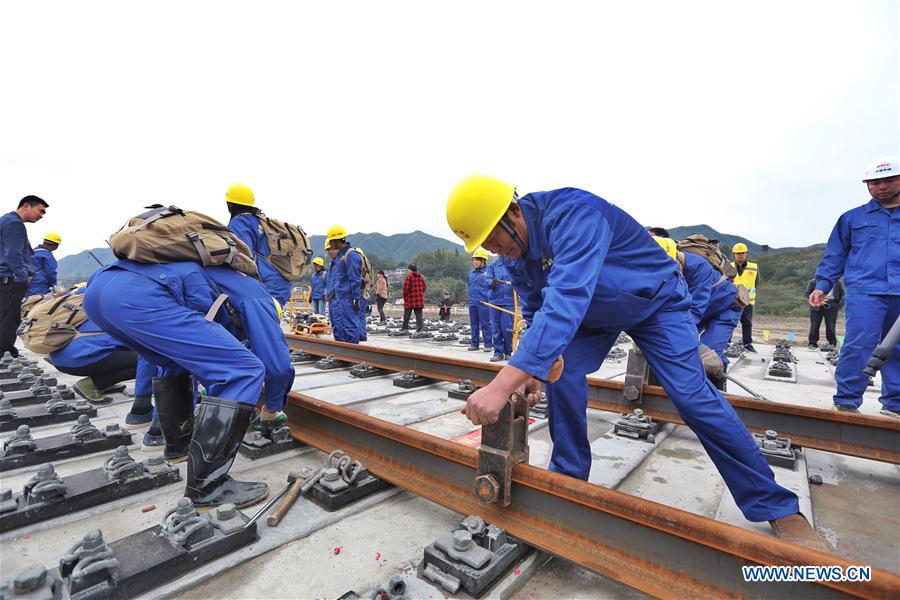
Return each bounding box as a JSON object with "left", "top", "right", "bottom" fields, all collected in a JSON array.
[
  {"left": 49, "top": 317, "right": 120, "bottom": 368},
  {"left": 27, "top": 244, "right": 57, "bottom": 295},
  {"left": 467, "top": 266, "right": 490, "bottom": 304},
  {"left": 325, "top": 259, "right": 336, "bottom": 300},
  {"left": 486, "top": 260, "right": 515, "bottom": 306},
  {"left": 0, "top": 211, "right": 34, "bottom": 281},
  {"left": 228, "top": 213, "right": 292, "bottom": 305},
  {"left": 333, "top": 246, "right": 363, "bottom": 302},
  {"left": 504, "top": 188, "right": 688, "bottom": 379},
  {"left": 89, "top": 260, "right": 293, "bottom": 409},
  {"left": 682, "top": 253, "right": 739, "bottom": 326},
  {"left": 310, "top": 269, "right": 326, "bottom": 300},
  {"left": 815, "top": 198, "right": 900, "bottom": 296}
]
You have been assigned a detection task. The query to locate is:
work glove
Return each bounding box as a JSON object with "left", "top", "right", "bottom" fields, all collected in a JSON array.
[
  {"left": 353, "top": 299, "right": 360, "bottom": 312},
  {"left": 491, "top": 278, "right": 500, "bottom": 289}
]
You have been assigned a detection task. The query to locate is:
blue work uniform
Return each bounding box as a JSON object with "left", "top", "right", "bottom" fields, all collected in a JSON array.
[
  {"left": 682, "top": 253, "right": 743, "bottom": 370},
  {"left": 49, "top": 313, "right": 154, "bottom": 398},
  {"left": 27, "top": 244, "right": 57, "bottom": 295},
  {"left": 84, "top": 260, "right": 290, "bottom": 409},
  {"left": 504, "top": 188, "right": 798, "bottom": 522},
  {"left": 467, "top": 265, "right": 491, "bottom": 348},
  {"left": 228, "top": 213, "right": 292, "bottom": 306},
  {"left": 815, "top": 198, "right": 900, "bottom": 411},
  {"left": 486, "top": 260, "right": 514, "bottom": 357},
  {"left": 0, "top": 211, "right": 34, "bottom": 282},
  {"left": 311, "top": 268, "right": 326, "bottom": 315},
  {"left": 330, "top": 246, "right": 367, "bottom": 343}
]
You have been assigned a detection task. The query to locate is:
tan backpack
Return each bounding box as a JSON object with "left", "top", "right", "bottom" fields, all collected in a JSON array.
[
  {"left": 676, "top": 234, "right": 738, "bottom": 279},
  {"left": 18, "top": 293, "right": 98, "bottom": 354},
  {"left": 108, "top": 205, "right": 258, "bottom": 277},
  {"left": 342, "top": 247, "right": 373, "bottom": 296},
  {"left": 257, "top": 214, "right": 312, "bottom": 280}
]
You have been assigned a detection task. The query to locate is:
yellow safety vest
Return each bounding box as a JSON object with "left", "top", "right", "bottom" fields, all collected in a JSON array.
[{"left": 731, "top": 261, "right": 758, "bottom": 305}]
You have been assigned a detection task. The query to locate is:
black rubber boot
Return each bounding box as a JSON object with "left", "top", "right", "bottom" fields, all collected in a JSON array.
[
  {"left": 153, "top": 374, "right": 194, "bottom": 463},
  {"left": 185, "top": 397, "right": 269, "bottom": 509}
]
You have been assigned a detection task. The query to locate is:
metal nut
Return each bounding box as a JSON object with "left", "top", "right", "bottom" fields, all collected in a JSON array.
[
  {"left": 0, "top": 488, "right": 12, "bottom": 501},
  {"left": 13, "top": 565, "right": 47, "bottom": 593},
  {"left": 452, "top": 529, "right": 474, "bottom": 551},
  {"left": 474, "top": 474, "right": 500, "bottom": 503},
  {"left": 765, "top": 429, "right": 778, "bottom": 440},
  {"left": 623, "top": 386, "right": 640, "bottom": 401},
  {"left": 216, "top": 503, "right": 237, "bottom": 521},
  {"left": 147, "top": 456, "right": 165, "bottom": 466}
]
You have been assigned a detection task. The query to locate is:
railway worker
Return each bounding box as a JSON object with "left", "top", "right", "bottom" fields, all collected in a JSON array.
[
  {"left": 467, "top": 248, "right": 492, "bottom": 352},
  {"left": 325, "top": 240, "right": 338, "bottom": 320},
  {"left": 85, "top": 259, "right": 294, "bottom": 509},
  {"left": 485, "top": 255, "right": 515, "bottom": 361},
  {"left": 225, "top": 183, "right": 293, "bottom": 306},
  {"left": 26, "top": 232, "right": 61, "bottom": 296},
  {"left": 325, "top": 225, "right": 367, "bottom": 343},
  {"left": 811, "top": 157, "right": 900, "bottom": 419},
  {"left": 649, "top": 228, "right": 743, "bottom": 373},
  {"left": 1, "top": 196, "right": 47, "bottom": 358},
  {"left": 731, "top": 242, "right": 759, "bottom": 353},
  {"left": 310, "top": 257, "right": 327, "bottom": 315},
  {"left": 446, "top": 176, "right": 821, "bottom": 546}
]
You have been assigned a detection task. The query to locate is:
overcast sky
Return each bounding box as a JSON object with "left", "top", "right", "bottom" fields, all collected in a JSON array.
[{"left": 2, "top": 1, "right": 897, "bottom": 259}]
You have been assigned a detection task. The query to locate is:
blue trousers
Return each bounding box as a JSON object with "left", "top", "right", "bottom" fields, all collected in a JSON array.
[
  {"left": 311, "top": 298, "right": 324, "bottom": 315},
  {"left": 546, "top": 307, "right": 798, "bottom": 522},
  {"left": 835, "top": 294, "right": 900, "bottom": 411},
  {"left": 491, "top": 306, "right": 514, "bottom": 356},
  {"left": 700, "top": 305, "right": 743, "bottom": 371},
  {"left": 469, "top": 304, "right": 492, "bottom": 347},
  {"left": 134, "top": 357, "right": 155, "bottom": 397},
  {"left": 331, "top": 297, "right": 366, "bottom": 343},
  {"left": 84, "top": 270, "right": 264, "bottom": 404}
]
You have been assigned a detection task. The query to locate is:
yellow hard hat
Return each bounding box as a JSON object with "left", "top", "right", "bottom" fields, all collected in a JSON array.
[
  {"left": 324, "top": 240, "right": 330, "bottom": 251},
  {"left": 732, "top": 242, "right": 749, "bottom": 254},
  {"left": 312, "top": 257, "right": 325, "bottom": 267},
  {"left": 73, "top": 281, "right": 87, "bottom": 289},
  {"left": 43, "top": 232, "right": 62, "bottom": 245},
  {"left": 652, "top": 236, "right": 678, "bottom": 260},
  {"left": 446, "top": 175, "right": 516, "bottom": 253},
  {"left": 326, "top": 225, "right": 348, "bottom": 242},
  {"left": 273, "top": 298, "right": 283, "bottom": 321},
  {"left": 225, "top": 183, "right": 255, "bottom": 207},
  {"left": 472, "top": 247, "right": 490, "bottom": 261}
]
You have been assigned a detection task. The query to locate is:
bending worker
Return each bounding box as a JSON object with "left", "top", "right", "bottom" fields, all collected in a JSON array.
[
  {"left": 485, "top": 255, "right": 515, "bottom": 362},
  {"left": 731, "top": 242, "right": 759, "bottom": 353},
  {"left": 27, "top": 232, "right": 61, "bottom": 296},
  {"left": 446, "top": 176, "right": 818, "bottom": 547},
  {"left": 811, "top": 157, "right": 900, "bottom": 418},
  {"left": 85, "top": 258, "right": 293, "bottom": 509},
  {"left": 649, "top": 228, "right": 743, "bottom": 373},
  {"left": 467, "top": 248, "right": 492, "bottom": 352},
  {"left": 325, "top": 225, "right": 367, "bottom": 343},
  {"left": 225, "top": 183, "right": 292, "bottom": 305}
]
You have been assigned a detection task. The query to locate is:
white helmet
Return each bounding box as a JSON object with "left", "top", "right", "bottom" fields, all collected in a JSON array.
[{"left": 863, "top": 157, "right": 900, "bottom": 182}]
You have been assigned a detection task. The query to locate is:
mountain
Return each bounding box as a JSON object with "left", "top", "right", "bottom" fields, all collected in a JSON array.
[
  {"left": 308, "top": 230, "right": 463, "bottom": 263},
  {"left": 58, "top": 231, "right": 462, "bottom": 283},
  {"left": 666, "top": 225, "right": 812, "bottom": 256}
]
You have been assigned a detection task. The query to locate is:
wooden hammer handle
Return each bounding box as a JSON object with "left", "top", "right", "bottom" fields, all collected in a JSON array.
[{"left": 267, "top": 478, "right": 303, "bottom": 527}]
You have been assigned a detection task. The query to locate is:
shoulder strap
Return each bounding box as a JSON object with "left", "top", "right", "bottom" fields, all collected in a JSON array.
[{"left": 205, "top": 293, "right": 229, "bottom": 321}]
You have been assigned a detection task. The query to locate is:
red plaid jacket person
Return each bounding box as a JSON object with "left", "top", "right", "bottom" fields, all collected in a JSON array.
[{"left": 402, "top": 271, "right": 426, "bottom": 309}]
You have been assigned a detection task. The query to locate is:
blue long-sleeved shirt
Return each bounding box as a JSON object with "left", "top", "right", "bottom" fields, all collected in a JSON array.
[
  {"left": 504, "top": 188, "right": 689, "bottom": 379},
  {"left": 467, "top": 266, "right": 489, "bottom": 305},
  {"left": 311, "top": 269, "right": 326, "bottom": 300},
  {"left": 333, "top": 246, "right": 363, "bottom": 301},
  {"left": 27, "top": 244, "right": 57, "bottom": 295},
  {"left": 815, "top": 198, "right": 900, "bottom": 296},
  {"left": 228, "top": 213, "right": 292, "bottom": 305},
  {"left": 0, "top": 211, "right": 34, "bottom": 281},
  {"left": 486, "top": 260, "right": 515, "bottom": 307}
]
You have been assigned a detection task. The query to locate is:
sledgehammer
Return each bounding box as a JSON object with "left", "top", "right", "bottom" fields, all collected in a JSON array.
[{"left": 267, "top": 469, "right": 309, "bottom": 527}]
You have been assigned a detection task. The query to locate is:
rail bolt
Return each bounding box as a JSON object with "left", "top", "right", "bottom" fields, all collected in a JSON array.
[
  {"left": 623, "top": 386, "right": 640, "bottom": 401},
  {"left": 474, "top": 474, "right": 500, "bottom": 503}
]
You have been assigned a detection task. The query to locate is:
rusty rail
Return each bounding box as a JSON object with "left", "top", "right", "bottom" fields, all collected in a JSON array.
[
  {"left": 286, "top": 391, "right": 900, "bottom": 599},
  {"left": 286, "top": 335, "right": 900, "bottom": 464}
]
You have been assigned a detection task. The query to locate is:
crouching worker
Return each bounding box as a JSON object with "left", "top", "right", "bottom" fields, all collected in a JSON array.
[
  {"left": 446, "top": 176, "right": 823, "bottom": 548},
  {"left": 85, "top": 259, "right": 293, "bottom": 509}
]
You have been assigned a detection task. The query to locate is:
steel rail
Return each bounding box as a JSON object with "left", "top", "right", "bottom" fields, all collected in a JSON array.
[
  {"left": 285, "top": 335, "right": 900, "bottom": 464},
  {"left": 286, "top": 391, "right": 900, "bottom": 599}
]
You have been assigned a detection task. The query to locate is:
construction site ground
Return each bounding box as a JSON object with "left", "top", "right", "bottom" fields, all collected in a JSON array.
[{"left": 1, "top": 321, "right": 897, "bottom": 599}]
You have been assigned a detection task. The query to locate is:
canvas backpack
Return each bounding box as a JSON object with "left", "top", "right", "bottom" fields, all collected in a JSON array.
[
  {"left": 108, "top": 205, "right": 258, "bottom": 277},
  {"left": 342, "top": 247, "right": 373, "bottom": 296},
  {"left": 676, "top": 235, "right": 751, "bottom": 308},
  {"left": 20, "top": 294, "right": 46, "bottom": 319},
  {"left": 256, "top": 214, "right": 312, "bottom": 280},
  {"left": 17, "top": 293, "right": 98, "bottom": 354}
]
